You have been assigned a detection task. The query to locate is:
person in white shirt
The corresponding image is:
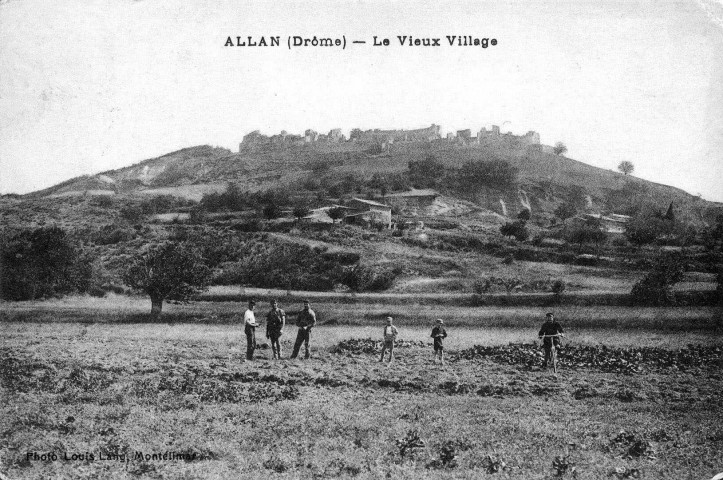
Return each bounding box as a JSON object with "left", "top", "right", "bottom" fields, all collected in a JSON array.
[
  {"left": 379, "top": 316, "right": 399, "bottom": 363},
  {"left": 243, "top": 300, "right": 259, "bottom": 361}
]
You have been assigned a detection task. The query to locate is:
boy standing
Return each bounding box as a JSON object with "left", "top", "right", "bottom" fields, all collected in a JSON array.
[
  {"left": 379, "top": 317, "right": 399, "bottom": 363},
  {"left": 266, "top": 299, "right": 286, "bottom": 360},
  {"left": 431, "top": 319, "right": 447, "bottom": 365},
  {"left": 243, "top": 300, "right": 259, "bottom": 361}
]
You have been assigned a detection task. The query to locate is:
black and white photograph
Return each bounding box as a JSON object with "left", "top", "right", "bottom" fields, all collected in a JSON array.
[{"left": 1, "top": 0, "right": 722, "bottom": 478}]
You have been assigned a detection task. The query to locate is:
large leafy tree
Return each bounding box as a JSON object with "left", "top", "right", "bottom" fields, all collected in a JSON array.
[
  {"left": 0, "top": 227, "right": 92, "bottom": 300},
  {"left": 123, "top": 242, "right": 211, "bottom": 318}
]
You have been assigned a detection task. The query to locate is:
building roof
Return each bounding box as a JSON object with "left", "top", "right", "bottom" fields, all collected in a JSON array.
[
  {"left": 349, "top": 198, "right": 391, "bottom": 209},
  {"left": 386, "top": 188, "right": 440, "bottom": 198}
]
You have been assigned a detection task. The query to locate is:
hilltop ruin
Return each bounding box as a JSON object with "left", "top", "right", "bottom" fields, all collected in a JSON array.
[{"left": 239, "top": 124, "right": 544, "bottom": 152}]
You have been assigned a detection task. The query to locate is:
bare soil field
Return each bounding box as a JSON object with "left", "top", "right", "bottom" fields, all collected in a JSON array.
[{"left": 1, "top": 322, "right": 721, "bottom": 479}]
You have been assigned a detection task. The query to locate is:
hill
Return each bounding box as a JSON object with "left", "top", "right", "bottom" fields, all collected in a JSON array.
[{"left": 21, "top": 126, "right": 716, "bottom": 226}]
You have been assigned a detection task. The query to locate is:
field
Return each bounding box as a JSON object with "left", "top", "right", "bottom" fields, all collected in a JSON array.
[{"left": 1, "top": 299, "right": 722, "bottom": 479}]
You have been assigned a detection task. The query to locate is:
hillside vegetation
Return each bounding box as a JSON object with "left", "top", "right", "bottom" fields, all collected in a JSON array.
[{"left": 2, "top": 128, "right": 722, "bottom": 302}]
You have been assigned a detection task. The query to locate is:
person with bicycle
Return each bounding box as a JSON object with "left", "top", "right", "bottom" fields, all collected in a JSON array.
[{"left": 538, "top": 312, "right": 564, "bottom": 368}]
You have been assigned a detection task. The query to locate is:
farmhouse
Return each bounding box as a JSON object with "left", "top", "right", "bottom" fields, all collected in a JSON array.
[{"left": 343, "top": 198, "right": 392, "bottom": 228}]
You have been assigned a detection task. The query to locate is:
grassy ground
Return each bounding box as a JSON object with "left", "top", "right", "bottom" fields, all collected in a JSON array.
[
  {"left": 1, "top": 294, "right": 720, "bottom": 331},
  {"left": 1, "top": 322, "right": 722, "bottom": 479}
]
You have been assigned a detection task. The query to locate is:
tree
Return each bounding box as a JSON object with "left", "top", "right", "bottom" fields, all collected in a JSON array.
[
  {"left": 327, "top": 206, "right": 346, "bottom": 224},
  {"left": 553, "top": 142, "right": 567, "bottom": 156},
  {"left": 625, "top": 211, "right": 672, "bottom": 246},
  {"left": 293, "top": 205, "right": 311, "bottom": 222},
  {"left": 123, "top": 242, "right": 211, "bottom": 318},
  {"left": 554, "top": 202, "right": 578, "bottom": 224},
  {"left": 517, "top": 208, "right": 531, "bottom": 221},
  {"left": 0, "top": 227, "right": 92, "bottom": 300},
  {"left": 617, "top": 161, "right": 635, "bottom": 176},
  {"left": 564, "top": 224, "right": 607, "bottom": 253}
]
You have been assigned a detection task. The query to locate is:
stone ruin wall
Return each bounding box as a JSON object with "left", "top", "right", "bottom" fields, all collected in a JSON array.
[{"left": 239, "top": 124, "right": 541, "bottom": 152}]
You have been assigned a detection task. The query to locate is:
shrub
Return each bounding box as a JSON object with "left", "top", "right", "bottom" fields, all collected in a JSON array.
[
  {"left": 120, "top": 204, "right": 144, "bottom": 223},
  {"left": 93, "top": 195, "right": 115, "bottom": 208},
  {"left": 343, "top": 264, "right": 401, "bottom": 292},
  {"left": 500, "top": 221, "right": 529, "bottom": 241},
  {"left": 630, "top": 253, "right": 685, "bottom": 305},
  {"left": 91, "top": 224, "right": 136, "bottom": 245},
  {"left": 625, "top": 213, "right": 671, "bottom": 246},
  {"left": 565, "top": 224, "right": 607, "bottom": 251},
  {"left": 139, "top": 195, "right": 180, "bottom": 214},
  {"left": 262, "top": 203, "right": 282, "bottom": 220},
  {"left": 217, "top": 241, "right": 347, "bottom": 291},
  {"left": 552, "top": 280, "right": 566, "bottom": 295}
]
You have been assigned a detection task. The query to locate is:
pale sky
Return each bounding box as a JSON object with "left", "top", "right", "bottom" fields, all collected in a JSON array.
[{"left": 1, "top": 0, "right": 722, "bottom": 201}]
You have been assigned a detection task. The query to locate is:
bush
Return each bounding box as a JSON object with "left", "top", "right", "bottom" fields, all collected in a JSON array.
[
  {"left": 500, "top": 221, "right": 529, "bottom": 241},
  {"left": 91, "top": 224, "right": 136, "bottom": 245},
  {"left": 343, "top": 264, "right": 401, "bottom": 292},
  {"left": 120, "top": 204, "right": 144, "bottom": 223},
  {"left": 630, "top": 253, "right": 685, "bottom": 305},
  {"left": 93, "top": 195, "right": 115, "bottom": 208},
  {"left": 217, "top": 241, "right": 348, "bottom": 291},
  {"left": 625, "top": 213, "right": 672, "bottom": 246},
  {"left": 262, "top": 203, "right": 282, "bottom": 220},
  {"left": 565, "top": 224, "right": 607, "bottom": 250}
]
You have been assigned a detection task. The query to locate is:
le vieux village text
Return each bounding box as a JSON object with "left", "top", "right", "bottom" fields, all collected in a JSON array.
[{"left": 224, "top": 35, "right": 498, "bottom": 48}]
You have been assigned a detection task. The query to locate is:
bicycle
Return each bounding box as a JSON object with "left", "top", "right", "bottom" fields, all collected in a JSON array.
[{"left": 539, "top": 334, "right": 564, "bottom": 373}]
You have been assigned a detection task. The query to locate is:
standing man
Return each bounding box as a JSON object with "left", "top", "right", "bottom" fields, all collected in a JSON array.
[
  {"left": 290, "top": 299, "right": 316, "bottom": 360},
  {"left": 243, "top": 299, "right": 259, "bottom": 361},
  {"left": 266, "top": 299, "right": 286, "bottom": 360},
  {"left": 379, "top": 316, "right": 399, "bottom": 363}
]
